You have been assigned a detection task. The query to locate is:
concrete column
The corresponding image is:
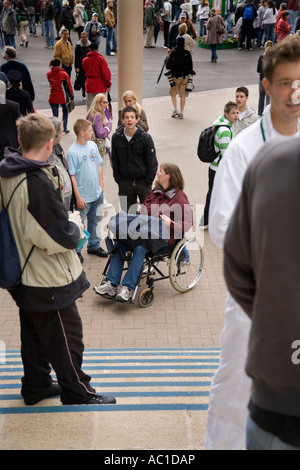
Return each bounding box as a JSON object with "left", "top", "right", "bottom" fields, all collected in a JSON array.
[{"left": 117, "top": 0, "right": 144, "bottom": 108}]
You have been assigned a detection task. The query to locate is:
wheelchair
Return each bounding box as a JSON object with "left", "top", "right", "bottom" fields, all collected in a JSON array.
[{"left": 94, "top": 235, "right": 204, "bottom": 308}]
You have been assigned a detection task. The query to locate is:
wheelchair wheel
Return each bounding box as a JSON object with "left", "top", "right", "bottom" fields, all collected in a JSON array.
[
  {"left": 138, "top": 288, "right": 154, "bottom": 308},
  {"left": 169, "top": 237, "right": 204, "bottom": 293}
]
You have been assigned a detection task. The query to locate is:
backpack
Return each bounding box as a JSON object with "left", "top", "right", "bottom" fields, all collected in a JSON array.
[
  {"left": 197, "top": 125, "right": 230, "bottom": 163},
  {"left": 0, "top": 177, "right": 34, "bottom": 291},
  {"left": 243, "top": 5, "right": 254, "bottom": 20},
  {"left": 82, "top": 9, "right": 88, "bottom": 21}
]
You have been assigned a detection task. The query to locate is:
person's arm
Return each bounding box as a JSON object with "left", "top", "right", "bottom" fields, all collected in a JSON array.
[
  {"left": 143, "top": 134, "right": 158, "bottom": 185},
  {"left": 98, "top": 164, "right": 104, "bottom": 191},
  {"left": 215, "top": 125, "right": 233, "bottom": 158},
  {"left": 137, "top": 109, "right": 149, "bottom": 132},
  {"left": 93, "top": 113, "right": 112, "bottom": 138},
  {"left": 111, "top": 133, "right": 121, "bottom": 183},
  {"left": 70, "top": 175, "right": 86, "bottom": 209},
  {"left": 25, "top": 169, "right": 81, "bottom": 254}
]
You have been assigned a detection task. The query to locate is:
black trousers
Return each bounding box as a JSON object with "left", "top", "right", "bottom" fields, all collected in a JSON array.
[
  {"left": 203, "top": 167, "right": 216, "bottom": 225},
  {"left": 19, "top": 302, "right": 96, "bottom": 404},
  {"left": 239, "top": 20, "right": 254, "bottom": 50},
  {"left": 118, "top": 179, "right": 152, "bottom": 214}
]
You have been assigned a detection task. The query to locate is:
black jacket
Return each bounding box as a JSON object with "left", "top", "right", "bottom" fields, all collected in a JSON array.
[
  {"left": 166, "top": 47, "right": 193, "bottom": 78},
  {"left": 0, "top": 100, "right": 21, "bottom": 160},
  {"left": 111, "top": 125, "right": 158, "bottom": 185},
  {"left": 61, "top": 5, "right": 74, "bottom": 30}
]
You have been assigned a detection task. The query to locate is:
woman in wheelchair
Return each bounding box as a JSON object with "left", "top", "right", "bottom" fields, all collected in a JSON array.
[{"left": 94, "top": 163, "right": 193, "bottom": 302}]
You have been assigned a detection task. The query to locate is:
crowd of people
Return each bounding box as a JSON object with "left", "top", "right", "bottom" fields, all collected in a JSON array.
[{"left": 1, "top": 0, "right": 300, "bottom": 451}]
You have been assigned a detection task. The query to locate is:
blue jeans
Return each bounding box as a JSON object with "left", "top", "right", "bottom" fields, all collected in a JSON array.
[
  {"left": 62, "top": 64, "right": 72, "bottom": 78},
  {"left": 289, "top": 9, "right": 297, "bottom": 33},
  {"left": 199, "top": 19, "right": 207, "bottom": 36},
  {"left": 210, "top": 44, "right": 218, "bottom": 61},
  {"left": 106, "top": 26, "right": 117, "bottom": 55},
  {"left": 3, "top": 32, "right": 16, "bottom": 48},
  {"left": 263, "top": 23, "right": 275, "bottom": 44},
  {"left": 29, "top": 14, "right": 36, "bottom": 34},
  {"left": 76, "top": 192, "right": 103, "bottom": 253},
  {"left": 106, "top": 242, "right": 149, "bottom": 291},
  {"left": 246, "top": 416, "right": 300, "bottom": 450},
  {"left": 50, "top": 102, "right": 68, "bottom": 132},
  {"left": 43, "top": 19, "right": 54, "bottom": 46},
  {"left": 226, "top": 10, "right": 232, "bottom": 31}
]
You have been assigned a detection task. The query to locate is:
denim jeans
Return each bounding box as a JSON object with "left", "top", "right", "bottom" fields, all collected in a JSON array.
[
  {"left": 29, "top": 14, "right": 36, "bottom": 34},
  {"left": 62, "top": 64, "right": 72, "bottom": 78},
  {"left": 246, "top": 416, "right": 300, "bottom": 450},
  {"left": 3, "top": 32, "right": 16, "bottom": 48},
  {"left": 199, "top": 19, "right": 207, "bottom": 36},
  {"left": 263, "top": 23, "right": 275, "bottom": 44},
  {"left": 50, "top": 102, "right": 68, "bottom": 132},
  {"left": 289, "top": 9, "right": 297, "bottom": 33},
  {"left": 106, "top": 242, "right": 149, "bottom": 291},
  {"left": 43, "top": 19, "right": 54, "bottom": 47},
  {"left": 105, "top": 26, "right": 117, "bottom": 55},
  {"left": 210, "top": 44, "right": 218, "bottom": 62},
  {"left": 76, "top": 192, "right": 103, "bottom": 253}
]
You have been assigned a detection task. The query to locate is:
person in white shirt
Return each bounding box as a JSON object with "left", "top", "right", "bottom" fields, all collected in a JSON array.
[
  {"left": 204, "top": 35, "right": 300, "bottom": 450},
  {"left": 233, "top": 86, "right": 259, "bottom": 135},
  {"left": 197, "top": 0, "right": 209, "bottom": 36}
]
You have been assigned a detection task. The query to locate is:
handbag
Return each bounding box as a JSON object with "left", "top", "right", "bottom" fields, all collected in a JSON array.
[
  {"left": 67, "top": 100, "right": 75, "bottom": 113},
  {"left": 90, "top": 114, "right": 107, "bottom": 156},
  {"left": 74, "top": 73, "right": 82, "bottom": 91},
  {"left": 101, "top": 26, "right": 108, "bottom": 38}
]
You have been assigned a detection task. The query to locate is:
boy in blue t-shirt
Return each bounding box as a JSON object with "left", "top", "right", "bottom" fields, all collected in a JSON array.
[{"left": 67, "top": 119, "right": 108, "bottom": 262}]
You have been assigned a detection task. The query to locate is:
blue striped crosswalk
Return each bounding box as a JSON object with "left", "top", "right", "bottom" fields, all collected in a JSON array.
[{"left": 0, "top": 348, "right": 220, "bottom": 415}]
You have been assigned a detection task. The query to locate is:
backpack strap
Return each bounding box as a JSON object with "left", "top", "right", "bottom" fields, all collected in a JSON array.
[
  {"left": 0, "top": 175, "right": 35, "bottom": 281},
  {"left": 2, "top": 176, "right": 29, "bottom": 211}
]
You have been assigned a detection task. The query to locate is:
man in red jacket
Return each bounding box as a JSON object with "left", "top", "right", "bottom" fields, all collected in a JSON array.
[{"left": 82, "top": 43, "right": 112, "bottom": 110}]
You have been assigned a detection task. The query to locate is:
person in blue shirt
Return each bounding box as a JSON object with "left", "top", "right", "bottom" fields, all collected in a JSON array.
[{"left": 67, "top": 118, "right": 108, "bottom": 263}]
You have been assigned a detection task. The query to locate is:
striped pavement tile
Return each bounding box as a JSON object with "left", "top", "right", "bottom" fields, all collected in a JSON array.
[{"left": 0, "top": 348, "right": 220, "bottom": 415}]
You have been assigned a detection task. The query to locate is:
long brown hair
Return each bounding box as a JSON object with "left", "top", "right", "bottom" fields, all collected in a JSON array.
[{"left": 155, "top": 163, "right": 185, "bottom": 191}]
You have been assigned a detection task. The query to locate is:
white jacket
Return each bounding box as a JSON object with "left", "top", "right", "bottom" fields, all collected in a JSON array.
[{"left": 209, "top": 105, "right": 300, "bottom": 249}]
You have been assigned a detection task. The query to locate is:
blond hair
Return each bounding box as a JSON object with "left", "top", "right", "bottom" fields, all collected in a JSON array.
[
  {"left": 73, "top": 118, "right": 91, "bottom": 136},
  {"left": 122, "top": 90, "right": 142, "bottom": 116},
  {"left": 178, "top": 23, "right": 187, "bottom": 35},
  {"left": 86, "top": 93, "right": 107, "bottom": 125}
]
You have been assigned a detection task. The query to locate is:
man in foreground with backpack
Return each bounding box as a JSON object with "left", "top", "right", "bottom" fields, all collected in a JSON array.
[
  {"left": 238, "top": 0, "right": 257, "bottom": 51},
  {"left": 199, "top": 101, "right": 238, "bottom": 230},
  {"left": 0, "top": 113, "right": 116, "bottom": 407}
]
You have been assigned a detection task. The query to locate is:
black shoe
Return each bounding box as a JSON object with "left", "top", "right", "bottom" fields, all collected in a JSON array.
[
  {"left": 77, "top": 252, "right": 84, "bottom": 263},
  {"left": 87, "top": 247, "right": 109, "bottom": 257},
  {"left": 23, "top": 381, "right": 61, "bottom": 406},
  {"left": 86, "top": 394, "right": 116, "bottom": 405},
  {"left": 64, "top": 129, "right": 70, "bottom": 134}
]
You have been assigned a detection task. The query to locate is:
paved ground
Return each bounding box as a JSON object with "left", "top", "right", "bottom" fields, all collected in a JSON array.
[{"left": 0, "top": 25, "right": 261, "bottom": 450}]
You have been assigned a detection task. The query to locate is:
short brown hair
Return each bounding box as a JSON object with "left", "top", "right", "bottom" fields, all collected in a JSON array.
[
  {"left": 73, "top": 118, "right": 91, "bottom": 136},
  {"left": 155, "top": 163, "right": 185, "bottom": 191},
  {"left": 263, "top": 35, "right": 300, "bottom": 81},
  {"left": 224, "top": 101, "right": 238, "bottom": 114},
  {"left": 17, "top": 114, "right": 55, "bottom": 152}
]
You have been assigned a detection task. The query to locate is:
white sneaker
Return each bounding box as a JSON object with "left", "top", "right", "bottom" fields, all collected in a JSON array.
[
  {"left": 116, "top": 286, "right": 131, "bottom": 302},
  {"left": 94, "top": 280, "right": 117, "bottom": 298}
]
